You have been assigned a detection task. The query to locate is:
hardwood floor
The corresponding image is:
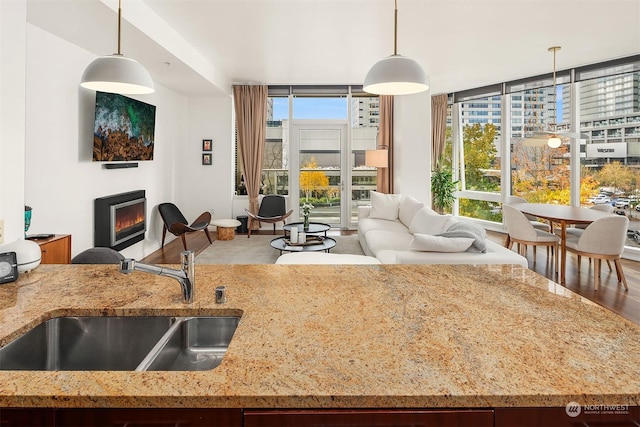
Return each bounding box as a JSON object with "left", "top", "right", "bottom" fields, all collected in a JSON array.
[{"left": 142, "top": 228, "right": 640, "bottom": 325}]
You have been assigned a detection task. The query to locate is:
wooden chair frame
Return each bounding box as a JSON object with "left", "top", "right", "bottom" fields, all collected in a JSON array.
[{"left": 159, "top": 204, "right": 213, "bottom": 251}]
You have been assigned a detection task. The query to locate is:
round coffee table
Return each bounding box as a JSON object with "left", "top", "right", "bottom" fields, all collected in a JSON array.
[
  {"left": 270, "top": 236, "right": 336, "bottom": 255},
  {"left": 282, "top": 222, "right": 330, "bottom": 237}
]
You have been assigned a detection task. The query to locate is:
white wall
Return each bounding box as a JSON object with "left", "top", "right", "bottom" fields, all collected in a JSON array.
[
  {"left": 0, "top": 1, "right": 27, "bottom": 243},
  {"left": 394, "top": 91, "right": 431, "bottom": 205},
  {"left": 175, "top": 97, "right": 234, "bottom": 223},
  {"left": 22, "top": 24, "right": 229, "bottom": 260}
]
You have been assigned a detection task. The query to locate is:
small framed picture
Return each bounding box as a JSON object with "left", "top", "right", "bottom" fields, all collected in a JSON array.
[
  {"left": 202, "top": 139, "right": 212, "bottom": 152},
  {"left": 202, "top": 153, "right": 212, "bottom": 165}
]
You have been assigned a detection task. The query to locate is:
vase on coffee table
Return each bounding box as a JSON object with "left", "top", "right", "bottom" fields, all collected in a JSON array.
[{"left": 303, "top": 214, "right": 309, "bottom": 231}]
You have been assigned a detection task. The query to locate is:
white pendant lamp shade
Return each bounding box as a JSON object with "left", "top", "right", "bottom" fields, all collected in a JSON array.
[
  {"left": 81, "top": 55, "right": 154, "bottom": 95},
  {"left": 364, "top": 0, "right": 428, "bottom": 96},
  {"left": 547, "top": 136, "right": 562, "bottom": 148},
  {"left": 364, "top": 55, "right": 428, "bottom": 95},
  {"left": 80, "top": 0, "right": 154, "bottom": 95}
]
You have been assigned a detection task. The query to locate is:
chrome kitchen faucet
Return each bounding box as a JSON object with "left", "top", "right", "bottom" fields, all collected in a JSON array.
[{"left": 119, "top": 250, "right": 195, "bottom": 304}]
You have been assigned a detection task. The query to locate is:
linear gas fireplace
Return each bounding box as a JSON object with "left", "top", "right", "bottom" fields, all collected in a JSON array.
[{"left": 95, "top": 190, "right": 146, "bottom": 251}]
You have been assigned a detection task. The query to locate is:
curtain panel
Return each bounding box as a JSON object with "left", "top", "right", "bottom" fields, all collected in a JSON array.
[
  {"left": 233, "top": 85, "right": 268, "bottom": 218},
  {"left": 378, "top": 95, "right": 394, "bottom": 194},
  {"left": 431, "top": 94, "right": 448, "bottom": 170}
]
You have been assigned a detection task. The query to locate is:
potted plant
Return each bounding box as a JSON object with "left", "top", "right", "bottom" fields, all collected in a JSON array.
[{"left": 431, "top": 168, "right": 458, "bottom": 214}]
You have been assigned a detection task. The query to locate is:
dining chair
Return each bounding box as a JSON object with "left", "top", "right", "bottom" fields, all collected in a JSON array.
[
  {"left": 504, "top": 196, "right": 552, "bottom": 232},
  {"left": 502, "top": 204, "right": 559, "bottom": 273},
  {"left": 565, "top": 204, "right": 614, "bottom": 237},
  {"left": 565, "top": 215, "right": 628, "bottom": 291}
]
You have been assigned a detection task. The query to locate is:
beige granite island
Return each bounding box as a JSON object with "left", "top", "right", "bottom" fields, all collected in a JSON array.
[{"left": 0, "top": 263, "right": 639, "bottom": 426}]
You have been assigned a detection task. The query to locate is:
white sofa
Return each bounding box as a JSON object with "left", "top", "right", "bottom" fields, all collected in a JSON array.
[{"left": 358, "top": 193, "right": 528, "bottom": 267}]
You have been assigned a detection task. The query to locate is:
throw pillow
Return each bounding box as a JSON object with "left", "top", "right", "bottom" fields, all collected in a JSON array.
[
  {"left": 398, "top": 195, "right": 425, "bottom": 227},
  {"left": 369, "top": 191, "right": 401, "bottom": 221},
  {"left": 410, "top": 234, "right": 475, "bottom": 252},
  {"left": 408, "top": 207, "right": 456, "bottom": 235}
]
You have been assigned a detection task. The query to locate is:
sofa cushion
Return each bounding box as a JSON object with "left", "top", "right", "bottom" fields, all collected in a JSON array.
[
  {"left": 358, "top": 217, "right": 409, "bottom": 236},
  {"left": 436, "top": 221, "right": 487, "bottom": 253},
  {"left": 377, "top": 240, "right": 528, "bottom": 267},
  {"left": 410, "top": 234, "right": 474, "bottom": 252},
  {"left": 408, "top": 208, "right": 456, "bottom": 235},
  {"left": 369, "top": 191, "right": 401, "bottom": 220},
  {"left": 398, "top": 195, "right": 425, "bottom": 227},
  {"left": 365, "top": 230, "right": 414, "bottom": 256}
]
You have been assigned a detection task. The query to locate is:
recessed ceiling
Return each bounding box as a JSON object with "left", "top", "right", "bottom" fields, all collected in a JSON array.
[{"left": 27, "top": 0, "right": 640, "bottom": 97}]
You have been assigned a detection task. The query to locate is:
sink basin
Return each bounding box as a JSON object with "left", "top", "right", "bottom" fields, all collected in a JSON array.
[
  {"left": 0, "top": 316, "right": 239, "bottom": 371},
  {"left": 144, "top": 317, "right": 240, "bottom": 371}
]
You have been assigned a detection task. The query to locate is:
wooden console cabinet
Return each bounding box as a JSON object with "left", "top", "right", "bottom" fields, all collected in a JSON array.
[{"left": 35, "top": 234, "right": 71, "bottom": 264}]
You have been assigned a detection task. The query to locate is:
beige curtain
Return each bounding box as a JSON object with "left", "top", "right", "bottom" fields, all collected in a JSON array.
[
  {"left": 377, "top": 95, "right": 394, "bottom": 194},
  {"left": 431, "top": 94, "right": 448, "bottom": 170},
  {"left": 233, "top": 85, "right": 268, "bottom": 217}
]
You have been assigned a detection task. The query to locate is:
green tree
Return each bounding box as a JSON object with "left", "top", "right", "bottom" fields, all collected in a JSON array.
[{"left": 462, "top": 123, "right": 498, "bottom": 191}]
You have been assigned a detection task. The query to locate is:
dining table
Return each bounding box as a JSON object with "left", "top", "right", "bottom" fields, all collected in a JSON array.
[{"left": 508, "top": 203, "right": 615, "bottom": 285}]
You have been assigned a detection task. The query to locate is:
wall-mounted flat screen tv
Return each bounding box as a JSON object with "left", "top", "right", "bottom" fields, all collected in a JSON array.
[{"left": 92, "top": 91, "right": 156, "bottom": 162}]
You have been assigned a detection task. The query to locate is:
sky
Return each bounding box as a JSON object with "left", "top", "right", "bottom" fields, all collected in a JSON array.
[{"left": 272, "top": 97, "right": 347, "bottom": 121}]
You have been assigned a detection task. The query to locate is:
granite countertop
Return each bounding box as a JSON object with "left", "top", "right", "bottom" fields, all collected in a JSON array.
[{"left": 0, "top": 263, "right": 639, "bottom": 409}]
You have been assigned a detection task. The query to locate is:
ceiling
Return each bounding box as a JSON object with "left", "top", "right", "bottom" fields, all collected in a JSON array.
[{"left": 26, "top": 0, "right": 640, "bottom": 98}]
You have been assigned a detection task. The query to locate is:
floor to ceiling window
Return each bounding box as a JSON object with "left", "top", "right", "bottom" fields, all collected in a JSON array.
[
  {"left": 578, "top": 66, "right": 640, "bottom": 248},
  {"left": 449, "top": 54, "right": 640, "bottom": 252},
  {"left": 452, "top": 87, "right": 503, "bottom": 222},
  {"left": 235, "top": 86, "right": 379, "bottom": 229},
  {"left": 508, "top": 71, "right": 573, "bottom": 206}
]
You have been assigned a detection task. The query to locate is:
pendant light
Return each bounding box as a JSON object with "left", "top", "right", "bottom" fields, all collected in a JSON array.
[
  {"left": 546, "top": 46, "right": 562, "bottom": 148},
  {"left": 522, "top": 46, "right": 585, "bottom": 148},
  {"left": 363, "top": 0, "right": 428, "bottom": 95},
  {"left": 80, "top": 0, "right": 154, "bottom": 94}
]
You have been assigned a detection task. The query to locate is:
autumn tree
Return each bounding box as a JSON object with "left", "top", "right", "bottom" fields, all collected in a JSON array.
[
  {"left": 511, "top": 143, "right": 570, "bottom": 203},
  {"left": 511, "top": 142, "right": 601, "bottom": 205},
  {"left": 299, "top": 157, "right": 329, "bottom": 201},
  {"left": 595, "top": 161, "right": 635, "bottom": 193}
]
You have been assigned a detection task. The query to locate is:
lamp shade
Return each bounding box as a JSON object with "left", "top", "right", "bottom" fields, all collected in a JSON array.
[
  {"left": 365, "top": 149, "right": 389, "bottom": 168},
  {"left": 364, "top": 55, "right": 428, "bottom": 95},
  {"left": 81, "top": 55, "right": 154, "bottom": 95},
  {"left": 547, "top": 137, "right": 562, "bottom": 148}
]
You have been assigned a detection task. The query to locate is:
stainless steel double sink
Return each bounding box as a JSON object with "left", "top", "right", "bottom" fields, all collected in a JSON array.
[{"left": 0, "top": 316, "right": 240, "bottom": 371}]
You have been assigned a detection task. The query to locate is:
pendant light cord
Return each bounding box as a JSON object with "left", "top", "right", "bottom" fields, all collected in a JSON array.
[
  {"left": 393, "top": 0, "right": 398, "bottom": 55},
  {"left": 116, "top": 0, "right": 122, "bottom": 56},
  {"left": 548, "top": 46, "right": 561, "bottom": 132}
]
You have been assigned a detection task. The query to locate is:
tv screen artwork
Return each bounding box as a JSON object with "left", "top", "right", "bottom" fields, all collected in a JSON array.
[{"left": 93, "top": 91, "right": 156, "bottom": 162}]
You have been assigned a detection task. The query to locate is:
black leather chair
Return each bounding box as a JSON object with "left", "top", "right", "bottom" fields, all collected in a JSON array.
[
  {"left": 245, "top": 195, "right": 293, "bottom": 238},
  {"left": 158, "top": 203, "right": 213, "bottom": 250}
]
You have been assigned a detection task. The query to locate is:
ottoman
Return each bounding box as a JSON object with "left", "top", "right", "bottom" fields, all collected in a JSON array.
[{"left": 211, "top": 219, "right": 242, "bottom": 241}]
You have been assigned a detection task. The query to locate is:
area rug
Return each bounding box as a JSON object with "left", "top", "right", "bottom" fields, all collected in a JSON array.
[{"left": 196, "top": 234, "right": 364, "bottom": 264}]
